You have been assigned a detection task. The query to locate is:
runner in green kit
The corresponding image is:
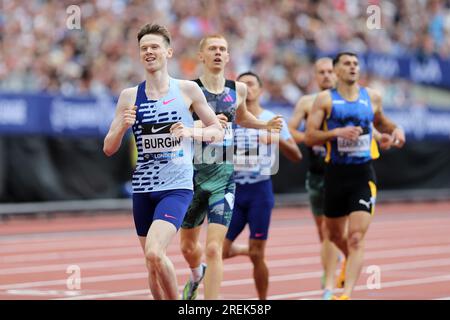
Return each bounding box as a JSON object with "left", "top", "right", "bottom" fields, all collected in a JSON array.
[{"left": 180, "top": 34, "right": 283, "bottom": 300}]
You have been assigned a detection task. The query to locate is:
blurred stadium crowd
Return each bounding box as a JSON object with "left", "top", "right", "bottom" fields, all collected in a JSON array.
[{"left": 1, "top": 0, "right": 450, "bottom": 106}]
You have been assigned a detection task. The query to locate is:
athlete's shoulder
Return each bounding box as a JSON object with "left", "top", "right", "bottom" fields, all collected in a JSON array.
[
  {"left": 296, "top": 93, "right": 317, "bottom": 112},
  {"left": 315, "top": 89, "right": 332, "bottom": 105},
  {"left": 364, "top": 86, "right": 377, "bottom": 94},
  {"left": 235, "top": 80, "right": 247, "bottom": 92},
  {"left": 177, "top": 79, "right": 202, "bottom": 92},
  {"left": 120, "top": 85, "right": 138, "bottom": 97},
  {"left": 299, "top": 93, "right": 317, "bottom": 103},
  {"left": 118, "top": 86, "right": 138, "bottom": 106},
  {"left": 235, "top": 80, "right": 247, "bottom": 100},
  {"left": 365, "top": 87, "right": 382, "bottom": 101},
  {"left": 169, "top": 78, "right": 190, "bottom": 85}
]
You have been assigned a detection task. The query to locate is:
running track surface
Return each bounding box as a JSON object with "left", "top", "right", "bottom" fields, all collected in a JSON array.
[{"left": 1, "top": 201, "right": 450, "bottom": 300}]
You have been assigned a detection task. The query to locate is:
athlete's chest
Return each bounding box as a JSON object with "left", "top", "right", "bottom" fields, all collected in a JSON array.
[
  {"left": 202, "top": 87, "right": 237, "bottom": 116},
  {"left": 135, "top": 98, "right": 184, "bottom": 124},
  {"left": 331, "top": 101, "right": 373, "bottom": 124}
]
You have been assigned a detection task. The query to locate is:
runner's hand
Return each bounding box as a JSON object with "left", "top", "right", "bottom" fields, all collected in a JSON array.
[
  {"left": 392, "top": 127, "right": 405, "bottom": 148},
  {"left": 379, "top": 133, "right": 394, "bottom": 150},
  {"left": 170, "top": 122, "right": 193, "bottom": 139},
  {"left": 121, "top": 105, "right": 137, "bottom": 130},
  {"left": 267, "top": 115, "right": 283, "bottom": 132},
  {"left": 335, "top": 126, "right": 363, "bottom": 140},
  {"left": 217, "top": 113, "right": 229, "bottom": 129}
]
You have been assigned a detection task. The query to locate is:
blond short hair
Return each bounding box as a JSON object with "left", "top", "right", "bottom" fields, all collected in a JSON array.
[{"left": 198, "top": 34, "right": 228, "bottom": 51}]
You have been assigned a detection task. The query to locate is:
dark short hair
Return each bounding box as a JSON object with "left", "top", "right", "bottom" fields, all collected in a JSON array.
[
  {"left": 137, "top": 23, "right": 171, "bottom": 46},
  {"left": 333, "top": 52, "right": 358, "bottom": 66},
  {"left": 237, "top": 71, "right": 263, "bottom": 87}
]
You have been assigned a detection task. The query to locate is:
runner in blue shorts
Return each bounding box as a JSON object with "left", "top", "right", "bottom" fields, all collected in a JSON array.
[
  {"left": 103, "top": 24, "right": 223, "bottom": 300},
  {"left": 222, "top": 72, "right": 302, "bottom": 300}
]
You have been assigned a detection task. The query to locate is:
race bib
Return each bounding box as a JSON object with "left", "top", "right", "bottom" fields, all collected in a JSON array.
[
  {"left": 233, "top": 128, "right": 259, "bottom": 172},
  {"left": 337, "top": 134, "right": 370, "bottom": 154},
  {"left": 210, "top": 122, "right": 233, "bottom": 147},
  {"left": 141, "top": 122, "right": 184, "bottom": 160},
  {"left": 234, "top": 147, "right": 260, "bottom": 172}
]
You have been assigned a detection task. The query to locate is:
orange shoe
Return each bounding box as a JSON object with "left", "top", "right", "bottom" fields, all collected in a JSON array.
[
  {"left": 336, "top": 258, "right": 346, "bottom": 288},
  {"left": 332, "top": 294, "right": 350, "bottom": 300}
]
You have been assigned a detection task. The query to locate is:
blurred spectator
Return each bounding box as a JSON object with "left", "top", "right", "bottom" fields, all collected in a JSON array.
[{"left": 1, "top": 0, "right": 449, "bottom": 104}]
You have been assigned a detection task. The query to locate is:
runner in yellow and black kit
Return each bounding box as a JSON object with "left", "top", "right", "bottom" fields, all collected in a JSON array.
[
  {"left": 305, "top": 52, "right": 405, "bottom": 300},
  {"left": 289, "top": 58, "right": 343, "bottom": 300}
]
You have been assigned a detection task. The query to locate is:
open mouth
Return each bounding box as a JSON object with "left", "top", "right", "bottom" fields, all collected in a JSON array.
[
  {"left": 145, "top": 56, "right": 156, "bottom": 62},
  {"left": 213, "top": 58, "right": 222, "bottom": 63}
]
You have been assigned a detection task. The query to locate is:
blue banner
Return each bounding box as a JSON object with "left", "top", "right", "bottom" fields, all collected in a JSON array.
[
  {"left": 359, "top": 53, "right": 450, "bottom": 89},
  {"left": 0, "top": 92, "right": 116, "bottom": 137},
  {"left": 265, "top": 102, "right": 450, "bottom": 142},
  {"left": 1, "top": 92, "right": 450, "bottom": 141},
  {"left": 385, "top": 106, "right": 450, "bottom": 141},
  {"left": 310, "top": 50, "right": 450, "bottom": 89}
]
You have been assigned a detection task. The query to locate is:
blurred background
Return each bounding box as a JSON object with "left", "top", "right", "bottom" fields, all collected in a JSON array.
[{"left": 1, "top": 0, "right": 450, "bottom": 206}]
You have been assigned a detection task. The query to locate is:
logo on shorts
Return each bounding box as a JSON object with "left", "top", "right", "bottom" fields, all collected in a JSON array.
[
  {"left": 164, "top": 213, "right": 177, "bottom": 220},
  {"left": 359, "top": 199, "right": 371, "bottom": 210},
  {"left": 255, "top": 233, "right": 265, "bottom": 238},
  {"left": 224, "top": 192, "right": 235, "bottom": 209}
]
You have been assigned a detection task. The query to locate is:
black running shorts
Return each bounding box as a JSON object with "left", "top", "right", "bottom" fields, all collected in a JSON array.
[{"left": 324, "top": 161, "right": 377, "bottom": 218}]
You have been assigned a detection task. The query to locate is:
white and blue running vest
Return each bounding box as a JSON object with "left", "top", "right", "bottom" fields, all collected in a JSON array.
[
  {"left": 131, "top": 78, "right": 194, "bottom": 193},
  {"left": 234, "top": 110, "right": 291, "bottom": 185}
]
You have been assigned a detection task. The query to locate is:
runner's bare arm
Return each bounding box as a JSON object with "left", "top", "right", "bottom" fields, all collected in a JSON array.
[
  {"left": 103, "top": 88, "right": 136, "bottom": 157},
  {"left": 369, "top": 88, "right": 405, "bottom": 148},
  {"left": 279, "top": 138, "right": 303, "bottom": 162},
  {"left": 288, "top": 96, "right": 309, "bottom": 144},
  {"left": 373, "top": 126, "right": 394, "bottom": 150},
  {"left": 182, "top": 81, "right": 224, "bottom": 142}
]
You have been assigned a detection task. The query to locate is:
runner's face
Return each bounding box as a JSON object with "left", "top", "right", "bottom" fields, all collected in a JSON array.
[
  {"left": 335, "top": 55, "right": 360, "bottom": 84},
  {"left": 238, "top": 75, "right": 261, "bottom": 102},
  {"left": 198, "top": 38, "right": 230, "bottom": 72},
  {"left": 315, "top": 61, "right": 335, "bottom": 90},
  {"left": 139, "top": 34, "right": 172, "bottom": 72}
]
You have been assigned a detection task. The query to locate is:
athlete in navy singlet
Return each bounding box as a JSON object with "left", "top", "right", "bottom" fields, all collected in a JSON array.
[{"left": 103, "top": 24, "right": 223, "bottom": 300}]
